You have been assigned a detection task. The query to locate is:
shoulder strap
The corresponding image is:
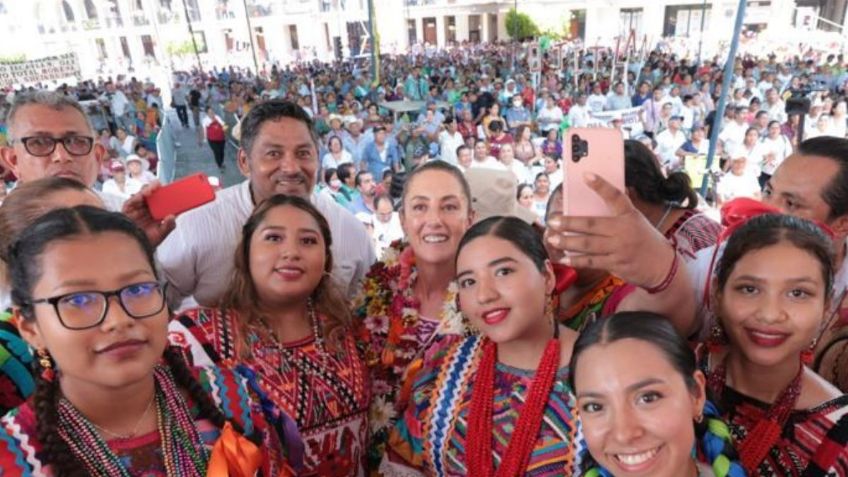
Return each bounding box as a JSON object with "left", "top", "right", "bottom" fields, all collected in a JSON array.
[{"left": 425, "top": 335, "right": 482, "bottom": 476}]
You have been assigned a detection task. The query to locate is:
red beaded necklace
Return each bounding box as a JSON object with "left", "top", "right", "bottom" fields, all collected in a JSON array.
[
  {"left": 707, "top": 358, "right": 803, "bottom": 474},
  {"left": 466, "top": 337, "right": 561, "bottom": 477}
]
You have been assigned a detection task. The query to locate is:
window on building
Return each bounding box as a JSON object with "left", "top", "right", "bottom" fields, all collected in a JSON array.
[
  {"left": 84, "top": 0, "right": 98, "bottom": 19},
  {"left": 663, "top": 4, "right": 711, "bottom": 37},
  {"left": 193, "top": 31, "right": 208, "bottom": 53},
  {"left": 468, "top": 14, "right": 481, "bottom": 42},
  {"left": 120, "top": 36, "right": 131, "bottom": 59},
  {"left": 62, "top": 1, "right": 75, "bottom": 22},
  {"left": 95, "top": 38, "right": 107, "bottom": 59},
  {"left": 289, "top": 25, "right": 300, "bottom": 50},
  {"left": 446, "top": 15, "right": 456, "bottom": 43},
  {"left": 566, "top": 9, "right": 586, "bottom": 40},
  {"left": 141, "top": 34, "right": 156, "bottom": 57},
  {"left": 407, "top": 19, "right": 417, "bottom": 45},
  {"left": 619, "top": 8, "right": 643, "bottom": 37}
]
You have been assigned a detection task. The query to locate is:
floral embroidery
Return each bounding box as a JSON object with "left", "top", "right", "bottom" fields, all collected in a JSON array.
[{"left": 352, "top": 241, "right": 463, "bottom": 470}]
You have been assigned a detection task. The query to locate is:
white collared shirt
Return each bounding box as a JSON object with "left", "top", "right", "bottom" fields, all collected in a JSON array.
[{"left": 157, "top": 180, "right": 375, "bottom": 309}]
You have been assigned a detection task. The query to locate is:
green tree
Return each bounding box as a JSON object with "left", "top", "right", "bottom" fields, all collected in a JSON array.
[{"left": 505, "top": 8, "right": 540, "bottom": 40}]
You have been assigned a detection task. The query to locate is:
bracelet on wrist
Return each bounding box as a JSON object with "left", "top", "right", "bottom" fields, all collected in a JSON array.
[{"left": 644, "top": 247, "right": 679, "bottom": 295}]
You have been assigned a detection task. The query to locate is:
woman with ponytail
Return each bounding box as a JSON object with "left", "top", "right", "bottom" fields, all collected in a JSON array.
[
  {"left": 570, "top": 311, "right": 745, "bottom": 477},
  {"left": 624, "top": 139, "right": 722, "bottom": 265},
  {"left": 0, "top": 206, "right": 296, "bottom": 476},
  {"left": 382, "top": 216, "right": 584, "bottom": 476}
]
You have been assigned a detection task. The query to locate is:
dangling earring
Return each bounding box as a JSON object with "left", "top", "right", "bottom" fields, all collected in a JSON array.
[
  {"left": 37, "top": 349, "right": 54, "bottom": 382},
  {"left": 544, "top": 296, "right": 558, "bottom": 337},
  {"left": 694, "top": 412, "right": 704, "bottom": 424},
  {"left": 708, "top": 317, "right": 729, "bottom": 349},
  {"left": 801, "top": 337, "right": 818, "bottom": 365}
]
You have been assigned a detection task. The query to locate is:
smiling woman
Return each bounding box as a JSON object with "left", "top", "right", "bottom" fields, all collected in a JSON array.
[
  {"left": 0, "top": 206, "right": 295, "bottom": 476},
  {"left": 706, "top": 214, "right": 848, "bottom": 476},
  {"left": 570, "top": 312, "right": 744, "bottom": 477},
  {"left": 169, "top": 194, "right": 370, "bottom": 477},
  {"left": 382, "top": 216, "right": 584, "bottom": 477}
]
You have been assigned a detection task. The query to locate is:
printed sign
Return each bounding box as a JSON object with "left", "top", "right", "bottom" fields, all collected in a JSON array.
[{"left": 0, "top": 53, "right": 81, "bottom": 88}]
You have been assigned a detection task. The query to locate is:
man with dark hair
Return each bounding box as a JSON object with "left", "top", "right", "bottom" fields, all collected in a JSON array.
[
  {"left": 347, "top": 170, "right": 376, "bottom": 216},
  {"left": 158, "top": 100, "right": 375, "bottom": 307}
]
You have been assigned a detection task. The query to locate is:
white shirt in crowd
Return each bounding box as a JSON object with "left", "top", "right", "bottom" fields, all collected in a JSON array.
[
  {"left": 759, "top": 135, "right": 793, "bottom": 176},
  {"left": 655, "top": 129, "right": 687, "bottom": 169},
  {"left": 587, "top": 94, "right": 607, "bottom": 113},
  {"left": 438, "top": 130, "right": 465, "bottom": 165},
  {"left": 469, "top": 156, "right": 507, "bottom": 171},
  {"left": 767, "top": 101, "right": 787, "bottom": 124},
  {"left": 507, "top": 161, "right": 533, "bottom": 185},
  {"left": 157, "top": 180, "right": 376, "bottom": 308},
  {"left": 568, "top": 104, "right": 592, "bottom": 128},
  {"left": 322, "top": 150, "right": 354, "bottom": 170},
  {"left": 829, "top": 115, "right": 848, "bottom": 138},
  {"left": 719, "top": 121, "right": 748, "bottom": 154},
  {"left": 372, "top": 212, "right": 404, "bottom": 260},
  {"left": 717, "top": 172, "right": 761, "bottom": 203},
  {"left": 201, "top": 114, "right": 226, "bottom": 133},
  {"left": 101, "top": 177, "right": 144, "bottom": 201},
  {"left": 537, "top": 105, "right": 564, "bottom": 132}
]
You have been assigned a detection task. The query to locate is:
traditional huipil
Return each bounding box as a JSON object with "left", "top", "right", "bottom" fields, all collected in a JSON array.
[
  {"left": 170, "top": 307, "right": 370, "bottom": 476},
  {"left": 352, "top": 242, "right": 464, "bottom": 469},
  {"left": 382, "top": 334, "right": 584, "bottom": 477},
  {"left": 0, "top": 364, "right": 296, "bottom": 476},
  {"left": 703, "top": 352, "right": 848, "bottom": 477}
]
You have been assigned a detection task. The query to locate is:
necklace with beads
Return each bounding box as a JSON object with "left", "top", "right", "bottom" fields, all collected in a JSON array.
[
  {"left": 707, "top": 356, "right": 803, "bottom": 474},
  {"left": 56, "top": 366, "right": 209, "bottom": 477},
  {"left": 87, "top": 394, "right": 155, "bottom": 440},
  {"left": 466, "top": 332, "right": 562, "bottom": 477}
]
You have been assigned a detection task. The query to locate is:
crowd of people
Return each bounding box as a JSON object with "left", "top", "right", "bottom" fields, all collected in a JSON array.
[{"left": 0, "top": 38, "right": 845, "bottom": 476}]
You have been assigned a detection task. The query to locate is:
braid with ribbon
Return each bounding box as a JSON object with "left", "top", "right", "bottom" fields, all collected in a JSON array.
[{"left": 578, "top": 400, "right": 746, "bottom": 477}]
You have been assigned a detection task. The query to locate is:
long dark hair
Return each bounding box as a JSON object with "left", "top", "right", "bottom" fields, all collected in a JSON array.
[
  {"left": 716, "top": 214, "right": 834, "bottom": 300},
  {"left": 221, "top": 194, "right": 351, "bottom": 356},
  {"left": 8, "top": 206, "right": 255, "bottom": 477},
  {"left": 625, "top": 139, "right": 698, "bottom": 209},
  {"left": 569, "top": 312, "right": 744, "bottom": 476}
]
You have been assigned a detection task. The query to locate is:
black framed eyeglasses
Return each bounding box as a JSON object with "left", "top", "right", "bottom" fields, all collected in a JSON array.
[
  {"left": 13, "top": 135, "right": 94, "bottom": 157},
  {"left": 28, "top": 282, "right": 166, "bottom": 330}
]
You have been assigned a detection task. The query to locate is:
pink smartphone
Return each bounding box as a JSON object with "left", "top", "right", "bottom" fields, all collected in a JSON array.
[{"left": 563, "top": 128, "right": 625, "bottom": 217}]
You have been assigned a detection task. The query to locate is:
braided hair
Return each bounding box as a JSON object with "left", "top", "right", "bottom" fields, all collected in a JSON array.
[
  {"left": 10, "top": 207, "right": 259, "bottom": 475},
  {"left": 569, "top": 312, "right": 745, "bottom": 477}
]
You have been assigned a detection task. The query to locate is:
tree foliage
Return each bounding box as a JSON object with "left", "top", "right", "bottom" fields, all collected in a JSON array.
[{"left": 505, "top": 8, "right": 539, "bottom": 40}]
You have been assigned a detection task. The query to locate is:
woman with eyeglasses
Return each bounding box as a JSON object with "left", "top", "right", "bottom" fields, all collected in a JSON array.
[{"left": 0, "top": 206, "right": 297, "bottom": 476}]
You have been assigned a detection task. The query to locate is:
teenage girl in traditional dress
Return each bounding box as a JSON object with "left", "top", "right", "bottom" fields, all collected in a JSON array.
[
  {"left": 0, "top": 206, "right": 295, "bottom": 476},
  {"left": 383, "top": 216, "right": 584, "bottom": 476},
  {"left": 352, "top": 161, "right": 473, "bottom": 468},
  {"left": 570, "top": 311, "right": 745, "bottom": 477},
  {"left": 170, "top": 194, "right": 370, "bottom": 476},
  {"left": 706, "top": 214, "right": 848, "bottom": 476}
]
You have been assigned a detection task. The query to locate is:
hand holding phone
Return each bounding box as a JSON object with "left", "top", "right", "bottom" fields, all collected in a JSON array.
[{"left": 144, "top": 173, "right": 216, "bottom": 221}]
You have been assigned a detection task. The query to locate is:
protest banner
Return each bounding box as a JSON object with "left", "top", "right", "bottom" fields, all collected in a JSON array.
[{"left": 0, "top": 53, "right": 81, "bottom": 88}]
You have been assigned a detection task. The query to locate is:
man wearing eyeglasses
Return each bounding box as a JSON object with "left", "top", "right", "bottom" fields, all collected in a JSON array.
[{"left": 0, "top": 90, "right": 174, "bottom": 246}]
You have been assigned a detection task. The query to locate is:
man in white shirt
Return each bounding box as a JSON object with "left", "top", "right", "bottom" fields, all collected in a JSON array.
[
  {"left": 654, "top": 116, "right": 687, "bottom": 170},
  {"left": 438, "top": 117, "right": 465, "bottom": 165},
  {"left": 587, "top": 83, "right": 607, "bottom": 113},
  {"left": 567, "top": 93, "right": 591, "bottom": 128},
  {"left": 0, "top": 90, "right": 174, "bottom": 243},
  {"left": 469, "top": 140, "right": 505, "bottom": 171},
  {"left": 718, "top": 107, "right": 749, "bottom": 155},
  {"left": 157, "top": 100, "right": 375, "bottom": 308},
  {"left": 605, "top": 82, "right": 632, "bottom": 111}
]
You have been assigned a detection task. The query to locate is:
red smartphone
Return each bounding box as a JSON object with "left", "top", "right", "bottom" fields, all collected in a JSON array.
[
  {"left": 563, "top": 128, "right": 625, "bottom": 217},
  {"left": 144, "top": 173, "right": 216, "bottom": 220}
]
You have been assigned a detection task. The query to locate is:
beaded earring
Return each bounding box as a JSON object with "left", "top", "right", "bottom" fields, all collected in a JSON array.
[
  {"left": 37, "top": 348, "right": 54, "bottom": 382},
  {"left": 801, "top": 337, "right": 818, "bottom": 365}
]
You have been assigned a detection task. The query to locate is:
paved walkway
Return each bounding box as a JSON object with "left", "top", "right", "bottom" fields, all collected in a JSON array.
[{"left": 166, "top": 109, "right": 244, "bottom": 187}]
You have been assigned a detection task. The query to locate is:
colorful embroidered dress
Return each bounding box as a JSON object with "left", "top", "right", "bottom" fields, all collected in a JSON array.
[
  {"left": 719, "top": 385, "right": 848, "bottom": 476},
  {"left": 352, "top": 242, "right": 463, "bottom": 470},
  {"left": 385, "top": 334, "right": 583, "bottom": 477},
  {"left": 170, "top": 307, "right": 370, "bottom": 477},
  {"left": 0, "top": 311, "right": 32, "bottom": 415},
  {"left": 0, "top": 364, "right": 295, "bottom": 476}
]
